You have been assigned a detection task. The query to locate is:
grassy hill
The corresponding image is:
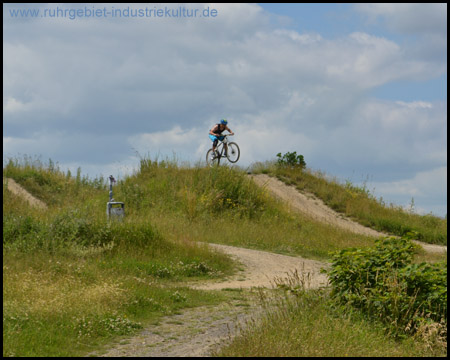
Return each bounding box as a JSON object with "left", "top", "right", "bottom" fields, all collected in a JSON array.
[{"left": 3, "top": 155, "right": 447, "bottom": 356}]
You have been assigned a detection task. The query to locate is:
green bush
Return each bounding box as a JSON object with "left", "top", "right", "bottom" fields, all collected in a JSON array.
[
  {"left": 325, "top": 234, "right": 447, "bottom": 337},
  {"left": 276, "top": 151, "right": 306, "bottom": 168}
]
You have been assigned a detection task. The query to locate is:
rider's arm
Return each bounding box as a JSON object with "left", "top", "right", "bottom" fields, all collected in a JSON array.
[{"left": 225, "top": 126, "right": 234, "bottom": 135}]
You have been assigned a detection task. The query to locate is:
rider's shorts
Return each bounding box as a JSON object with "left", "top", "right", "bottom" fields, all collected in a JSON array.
[{"left": 209, "top": 134, "right": 224, "bottom": 142}]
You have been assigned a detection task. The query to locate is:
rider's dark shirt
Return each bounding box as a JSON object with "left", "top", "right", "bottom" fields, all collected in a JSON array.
[{"left": 212, "top": 124, "right": 224, "bottom": 135}]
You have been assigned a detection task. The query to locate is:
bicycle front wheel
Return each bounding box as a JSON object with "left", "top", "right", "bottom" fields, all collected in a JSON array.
[
  {"left": 206, "top": 149, "right": 220, "bottom": 167},
  {"left": 226, "top": 142, "right": 240, "bottom": 163}
]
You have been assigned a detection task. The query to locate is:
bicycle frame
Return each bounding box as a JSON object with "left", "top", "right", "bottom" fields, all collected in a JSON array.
[
  {"left": 215, "top": 136, "right": 230, "bottom": 158},
  {"left": 206, "top": 134, "right": 240, "bottom": 166}
]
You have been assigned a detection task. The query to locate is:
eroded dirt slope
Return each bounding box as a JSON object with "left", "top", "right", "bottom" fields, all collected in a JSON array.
[
  {"left": 250, "top": 174, "right": 447, "bottom": 254},
  {"left": 4, "top": 177, "right": 47, "bottom": 209}
]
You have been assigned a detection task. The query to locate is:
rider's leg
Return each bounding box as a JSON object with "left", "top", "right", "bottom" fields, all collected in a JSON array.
[
  {"left": 209, "top": 135, "right": 218, "bottom": 152},
  {"left": 216, "top": 136, "right": 225, "bottom": 155}
]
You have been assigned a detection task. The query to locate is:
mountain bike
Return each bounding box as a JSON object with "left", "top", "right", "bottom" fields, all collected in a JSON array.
[{"left": 206, "top": 134, "right": 240, "bottom": 166}]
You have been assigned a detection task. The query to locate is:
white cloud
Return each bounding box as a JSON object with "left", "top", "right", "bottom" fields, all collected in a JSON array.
[
  {"left": 324, "top": 99, "right": 447, "bottom": 172},
  {"left": 395, "top": 101, "right": 433, "bottom": 109},
  {"left": 354, "top": 4, "right": 447, "bottom": 66},
  {"left": 369, "top": 166, "right": 447, "bottom": 215},
  {"left": 272, "top": 29, "right": 323, "bottom": 44},
  {"left": 3, "top": 97, "right": 28, "bottom": 113},
  {"left": 3, "top": 3, "right": 447, "bottom": 215},
  {"left": 129, "top": 126, "right": 199, "bottom": 150},
  {"left": 128, "top": 126, "right": 208, "bottom": 163},
  {"left": 375, "top": 166, "right": 447, "bottom": 197},
  {"left": 4, "top": 4, "right": 444, "bottom": 128}
]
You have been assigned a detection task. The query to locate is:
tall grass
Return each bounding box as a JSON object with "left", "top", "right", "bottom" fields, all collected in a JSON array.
[{"left": 120, "top": 157, "right": 271, "bottom": 220}]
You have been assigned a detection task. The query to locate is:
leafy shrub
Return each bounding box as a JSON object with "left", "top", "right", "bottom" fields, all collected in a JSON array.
[
  {"left": 325, "top": 234, "right": 447, "bottom": 337},
  {"left": 276, "top": 151, "right": 306, "bottom": 168}
]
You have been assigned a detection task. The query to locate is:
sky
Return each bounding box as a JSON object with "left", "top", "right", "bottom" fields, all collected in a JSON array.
[{"left": 3, "top": 3, "right": 447, "bottom": 217}]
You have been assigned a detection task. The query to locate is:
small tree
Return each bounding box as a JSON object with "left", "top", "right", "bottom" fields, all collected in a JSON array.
[{"left": 276, "top": 151, "right": 306, "bottom": 168}]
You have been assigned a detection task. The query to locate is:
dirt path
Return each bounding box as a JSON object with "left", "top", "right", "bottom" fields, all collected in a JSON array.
[
  {"left": 192, "top": 243, "right": 329, "bottom": 291},
  {"left": 250, "top": 174, "right": 384, "bottom": 238},
  {"left": 94, "top": 295, "right": 267, "bottom": 357},
  {"left": 250, "top": 174, "right": 447, "bottom": 254},
  {"left": 3, "top": 177, "right": 47, "bottom": 209},
  {"left": 94, "top": 244, "right": 329, "bottom": 357}
]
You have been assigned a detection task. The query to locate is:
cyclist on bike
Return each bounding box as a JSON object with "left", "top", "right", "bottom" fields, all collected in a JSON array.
[{"left": 209, "top": 119, "right": 234, "bottom": 155}]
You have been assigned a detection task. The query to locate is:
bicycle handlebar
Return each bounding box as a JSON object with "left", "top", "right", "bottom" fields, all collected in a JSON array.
[{"left": 210, "top": 133, "right": 234, "bottom": 137}]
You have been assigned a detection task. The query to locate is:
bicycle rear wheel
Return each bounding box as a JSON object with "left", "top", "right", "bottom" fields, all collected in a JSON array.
[
  {"left": 226, "top": 142, "right": 240, "bottom": 163},
  {"left": 206, "top": 149, "right": 220, "bottom": 166}
]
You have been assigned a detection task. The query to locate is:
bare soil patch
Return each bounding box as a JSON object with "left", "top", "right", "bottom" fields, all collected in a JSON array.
[
  {"left": 4, "top": 178, "right": 47, "bottom": 209},
  {"left": 192, "top": 243, "right": 329, "bottom": 291},
  {"left": 94, "top": 297, "right": 267, "bottom": 357},
  {"left": 250, "top": 174, "right": 447, "bottom": 254}
]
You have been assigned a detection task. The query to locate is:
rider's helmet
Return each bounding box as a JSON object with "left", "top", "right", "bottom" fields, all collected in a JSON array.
[{"left": 220, "top": 119, "right": 228, "bottom": 125}]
